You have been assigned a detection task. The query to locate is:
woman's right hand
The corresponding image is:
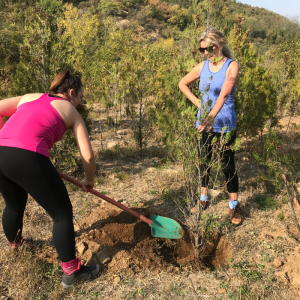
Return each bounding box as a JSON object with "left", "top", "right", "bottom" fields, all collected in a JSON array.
[
  {"left": 178, "top": 62, "right": 204, "bottom": 108},
  {"left": 82, "top": 179, "right": 94, "bottom": 191}
]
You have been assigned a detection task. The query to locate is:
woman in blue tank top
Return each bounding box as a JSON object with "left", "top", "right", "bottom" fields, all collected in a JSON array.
[{"left": 179, "top": 27, "right": 241, "bottom": 225}]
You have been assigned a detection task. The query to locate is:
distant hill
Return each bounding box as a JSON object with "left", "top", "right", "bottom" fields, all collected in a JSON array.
[
  {"left": 89, "top": 0, "right": 300, "bottom": 54},
  {"left": 230, "top": 1, "right": 300, "bottom": 53}
]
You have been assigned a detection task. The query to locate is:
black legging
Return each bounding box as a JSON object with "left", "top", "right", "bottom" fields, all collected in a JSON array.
[
  {"left": 198, "top": 132, "right": 239, "bottom": 193},
  {"left": 0, "top": 146, "right": 75, "bottom": 262}
]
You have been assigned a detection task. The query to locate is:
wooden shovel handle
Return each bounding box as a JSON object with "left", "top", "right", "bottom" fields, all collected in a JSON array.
[{"left": 58, "top": 171, "right": 153, "bottom": 226}]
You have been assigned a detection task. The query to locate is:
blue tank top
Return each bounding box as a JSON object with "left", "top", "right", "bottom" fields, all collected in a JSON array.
[{"left": 196, "top": 58, "right": 237, "bottom": 133}]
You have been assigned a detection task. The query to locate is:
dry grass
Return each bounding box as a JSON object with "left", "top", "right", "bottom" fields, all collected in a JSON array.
[{"left": 1, "top": 112, "right": 300, "bottom": 299}]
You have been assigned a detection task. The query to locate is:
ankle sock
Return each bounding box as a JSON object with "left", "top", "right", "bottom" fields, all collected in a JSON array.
[
  {"left": 229, "top": 200, "right": 238, "bottom": 209},
  {"left": 61, "top": 258, "right": 81, "bottom": 275},
  {"left": 200, "top": 194, "right": 209, "bottom": 202},
  {"left": 8, "top": 236, "right": 24, "bottom": 248}
]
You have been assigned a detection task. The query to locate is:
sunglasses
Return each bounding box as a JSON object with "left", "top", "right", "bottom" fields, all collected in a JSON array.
[{"left": 199, "top": 44, "right": 215, "bottom": 54}]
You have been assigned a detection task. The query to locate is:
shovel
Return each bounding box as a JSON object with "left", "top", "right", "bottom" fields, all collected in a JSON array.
[{"left": 59, "top": 172, "right": 183, "bottom": 239}]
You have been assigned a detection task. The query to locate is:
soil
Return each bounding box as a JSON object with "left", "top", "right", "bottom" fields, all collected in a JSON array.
[
  {"left": 275, "top": 246, "right": 300, "bottom": 297},
  {"left": 2, "top": 113, "right": 300, "bottom": 299},
  {"left": 35, "top": 201, "right": 231, "bottom": 274}
]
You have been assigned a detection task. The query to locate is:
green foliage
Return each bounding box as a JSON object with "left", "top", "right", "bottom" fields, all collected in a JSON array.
[
  {"left": 254, "top": 194, "right": 277, "bottom": 211},
  {"left": 30, "top": 295, "right": 45, "bottom": 300},
  {"left": 127, "top": 288, "right": 147, "bottom": 299},
  {"left": 262, "top": 40, "right": 300, "bottom": 113},
  {"left": 254, "top": 130, "right": 299, "bottom": 191},
  {"left": 39, "top": 262, "right": 60, "bottom": 278},
  {"left": 13, "top": 10, "right": 67, "bottom": 94},
  {"left": 168, "top": 283, "right": 187, "bottom": 296},
  {"left": 219, "top": 281, "right": 228, "bottom": 289},
  {"left": 232, "top": 5, "right": 300, "bottom": 54},
  {"left": 201, "top": 214, "right": 220, "bottom": 240},
  {"left": 228, "top": 25, "right": 278, "bottom": 138},
  {"left": 98, "top": 145, "right": 136, "bottom": 161},
  {"left": 37, "top": 0, "right": 63, "bottom": 17},
  {"left": 276, "top": 211, "right": 285, "bottom": 221},
  {"left": 114, "top": 171, "right": 129, "bottom": 180},
  {"left": 98, "top": 0, "right": 119, "bottom": 16},
  {"left": 167, "top": 7, "right": 192, "bottom": 30},
  {"left": 161, "top": 188, "right": 179, "bottom": 203},
  {"left": 238, "top": 285, "right": 252, "bottom": 296},
  {"left": 232, "top": 261, "right": 261, "bottom": 282}
]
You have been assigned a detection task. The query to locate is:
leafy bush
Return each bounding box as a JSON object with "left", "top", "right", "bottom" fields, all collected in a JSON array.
[{"left": 254, "top": 194, "right": 277, "bottom": 211}]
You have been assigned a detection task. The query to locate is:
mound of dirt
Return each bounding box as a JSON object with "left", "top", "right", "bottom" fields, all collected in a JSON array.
[
  {"left": 275, "top": 246, "right": 300, "bottom": 296},
  {"left": 35, "top": 203, "right": 231, "bottom": 274}
]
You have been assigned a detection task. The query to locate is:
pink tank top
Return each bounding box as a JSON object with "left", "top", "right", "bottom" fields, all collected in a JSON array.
[{"left": 0, "top": 93, "right": 67, "bottom": 157}]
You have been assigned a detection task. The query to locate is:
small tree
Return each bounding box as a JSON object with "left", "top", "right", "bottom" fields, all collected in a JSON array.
[
  {"left": 124, "top": 41, "right": 172, "bottom": 156},
  {"left": 157, "top": 52, "right": 241, "bottom": 255}
]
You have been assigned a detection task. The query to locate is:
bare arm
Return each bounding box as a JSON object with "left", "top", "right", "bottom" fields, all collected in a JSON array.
[
  {"left": 0, "top": 96, "right": 23, "bottom": 129},
  {"left": 210, "top": 61, "right": 239, "bottom": 117},
  {"left": 178, "top": 62, "right": 204, "bottom": 108},
  {"left": 199, "top": 61, "right": 239, "bottom": 132},
  {"left": 71, "top": 113, "right": 96, "bottom": 189},
  {"left": 50, "top": 100, "right": 96, "bottom": 189}
]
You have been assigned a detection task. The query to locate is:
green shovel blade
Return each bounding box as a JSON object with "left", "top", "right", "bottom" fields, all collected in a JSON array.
[{"left": 150, "top": 215, "right": 183, "bottom": 239}]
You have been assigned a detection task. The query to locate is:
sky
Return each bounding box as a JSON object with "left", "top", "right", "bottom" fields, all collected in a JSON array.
[{"left": 237, "top": 0, "right": 300, "bottom": 19}]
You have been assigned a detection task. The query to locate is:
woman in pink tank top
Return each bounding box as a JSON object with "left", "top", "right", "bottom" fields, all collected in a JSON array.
[{"left": 0, "top": 70, "right": 100, "bottom": 287}]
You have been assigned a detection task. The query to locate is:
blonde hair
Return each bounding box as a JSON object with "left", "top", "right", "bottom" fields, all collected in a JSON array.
[{"left": 198, "top": 27, "right": 234, "bottom": 60}]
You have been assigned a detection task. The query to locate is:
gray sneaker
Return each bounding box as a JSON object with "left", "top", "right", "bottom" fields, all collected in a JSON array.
[{"left": 61, "top": 264, "right": 101, "bottom": 288}]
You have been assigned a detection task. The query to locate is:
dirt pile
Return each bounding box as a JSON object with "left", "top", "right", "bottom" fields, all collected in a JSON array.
[
  {"left": 35, "top": 203, "right": 231, "bottom": 273},
  {"left": 275, "top": 246, "right": 300, "bottom": 296}
]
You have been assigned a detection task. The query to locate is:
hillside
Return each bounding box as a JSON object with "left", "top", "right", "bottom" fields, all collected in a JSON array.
[
  {"left": 0, "top": 0, "right": 300, "bottom": 299},
  {"left": 230, "top": 2, "right": 300, "bottom": 54},
  {"left": 77, "top": 0, "right": 300, "bottom": 54},
  {"left": 1, "top": 112, "right": 300, "bottom": 299}
]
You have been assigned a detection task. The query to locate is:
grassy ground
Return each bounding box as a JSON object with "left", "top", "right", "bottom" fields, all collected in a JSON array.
[{"left": 0, "top": 110, "right": 300, "bottom": 300}]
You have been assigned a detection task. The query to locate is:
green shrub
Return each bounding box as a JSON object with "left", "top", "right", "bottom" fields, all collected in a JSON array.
[{"left": 255, "top": 194, "right": 277, "bottom": 211}]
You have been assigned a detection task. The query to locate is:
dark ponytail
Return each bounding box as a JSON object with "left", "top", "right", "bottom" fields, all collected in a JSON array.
[{"left": 49, "top": 69, "right": 85, "bottom": 113}]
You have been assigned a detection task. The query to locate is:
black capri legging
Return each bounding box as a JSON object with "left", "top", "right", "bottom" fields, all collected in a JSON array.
[
  {"left": 0, "top": 146, "right": 75, "bottom": 262},
  {"left": 198, "top": 132, "right": 239, "bottom": 193}
]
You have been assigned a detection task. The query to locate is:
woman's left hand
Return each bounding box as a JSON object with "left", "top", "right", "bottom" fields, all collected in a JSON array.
[{"left": 198, "top": 114, "right": 215, "bottom": 133}]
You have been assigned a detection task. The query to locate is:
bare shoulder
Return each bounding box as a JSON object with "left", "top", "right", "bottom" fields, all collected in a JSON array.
[
  {"left": 193, "top": 60, "right": 205, "bottom": 74},
  {"left": 21, "top": 93, "right": 44, "bottom": 101},
  {"left": 51, "top": 100, "right": 81, "bottom": 129},
  {"left": 179, "top": 61, "right": 205, "bottom": 86},
  {"left": 17, "top": 93, "right": 44, "bottom": 107},
  {"left": 228, "top": 60, "right": 239, "bottom": 71},
  {"left": 226, "top": 60, "right": 239, "bottom": 77}
]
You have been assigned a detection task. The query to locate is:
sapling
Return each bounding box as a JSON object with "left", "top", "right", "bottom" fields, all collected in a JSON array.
[{"left": 162, "top": 80, "right": 240, "bottom": 255}]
